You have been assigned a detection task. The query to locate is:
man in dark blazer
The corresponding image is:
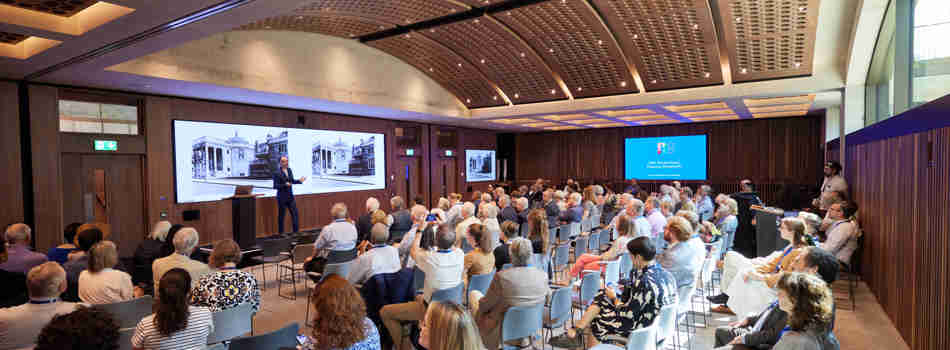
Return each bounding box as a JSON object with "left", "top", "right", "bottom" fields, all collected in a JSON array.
[
  {"left": 542, "top": 190, "right": 560, "bottom": 228},
  {"left": 273, "top": 156, "right": 306, "bottom": 233},
  {"left": 714, "top": 300, "right": 787, "bottom": 349}
]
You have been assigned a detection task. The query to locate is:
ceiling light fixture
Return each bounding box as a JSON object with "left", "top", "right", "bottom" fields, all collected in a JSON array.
[
  {"left": 264, "top": 25, "right": 271, "bottom": 29},
  {"left": 692, "top": 24, "right": 699, "bottom": 29},
  {"left": 548, "top": 48, "right": 554, "bottom": 53},
  {"left": 296, "top": 16, "right": 304, "bottom": 20},
  {"left": 430, "top": 29, "right": 435, "bottom": 33},
  {"left": 404, "top": 34, "right": 411, "bottom": 38},
  {"left": 704, "top": 72, "right": 711, "bottom": 78},
  {"left": 480, "top": 59, "right": 486, "bottom": 64},
  {"left": 736, "top": 17, "right": 742, "bottom": 22},
  {"left": 597, "top": 40, "right": 603, "bottom": 45},
  {"left": 466, "top": 98, "right": 471, "bottom": 103},
  {"left": 428, "top": 67, "right": 434, "bottom": 72},
  {"left": 493, "top": 96, "right": 498, "bottom": 100},
  {"left": 457, "top": 63, "right": 462, "bottom": 67},
  {"left": 799, "top": 6, "right": 806, "bottom": 12},
  {"left": 474, "top": 19, "right": 480, "bottom": 24},
  {"left": 550, "top": 89, "right": 556, "bottom": 94},
  {"left": 577, "top": 87, "right": 583, "bottom": 91},
  {"left": 740, "top": 68, "right": 747, "bottom": 74},
  {"left": 514, "top": 93, "right": 519, "bottom": 99},
  {"left": 520, "top": 52, "right": 526, "bottom": 57},
  {"left": 632, "top": 34, "right": 638, "bottom": 39},
  {"left": 620, "top": 81, "right": 627, "bottom": 87},
  {"left": 795, "top": 62, "right": 802, "bottom": 68},
  {"left": 507, "top": 11, "right": 512, "bottom": 16},
  {"left": 650, "top": 79, "right": 657, "bottom": 84}
]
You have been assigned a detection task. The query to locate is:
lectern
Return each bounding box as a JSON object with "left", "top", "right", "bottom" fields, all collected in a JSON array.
[
  {"left": 752, "top": 206, "right": 788, "bottom": 257},
  {"left": 225, "top": 194, "right": 261, "bottom": 250}
]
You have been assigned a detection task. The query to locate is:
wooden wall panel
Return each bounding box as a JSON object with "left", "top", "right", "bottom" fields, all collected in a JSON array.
[
  {"left": 28, "top": 85, "right": 63, "bottom": 252},
  {"left": 0, "top": 82, "right": 23, "bottom": 230},
  {"left": 514, "top": 115, "right": 825, "bottom": 202}
]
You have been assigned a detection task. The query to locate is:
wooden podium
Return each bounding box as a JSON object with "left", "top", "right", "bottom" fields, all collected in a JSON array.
[
  {"left": 225, "top": 194, "right": 261, "bottom": 250},
  {"left": 752, "top": 206, "right": 789, "bottom": 257}
]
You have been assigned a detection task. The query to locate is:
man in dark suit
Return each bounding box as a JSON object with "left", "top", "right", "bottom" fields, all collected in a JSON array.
[
  {"left": 730, "top": 179, "right": 762, "bottom": 258},
  {"left": 273, "top": 156, "right": 306, "bottom": 233},
  {"left": 542, "top": 189, "right": 560, "bottom": 228}
]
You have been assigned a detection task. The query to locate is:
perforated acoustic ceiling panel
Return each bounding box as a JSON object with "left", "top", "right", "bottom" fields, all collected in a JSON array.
[
  {"left": 592, "top": 0, "right": 723, "bottom": 91},
  {"left": 238, "top": 15, "right": 393, "bottom": 38},
  {"left": 0, "top": 31, "right": 28, "bottom": 44},
  {"left": 426, "top": 17, "right": 564, "bottom": 104},
  {"left": 367, "top": 33, "right": 505, "bottom": 108},
  {"left": 718, "top": 0, "right": 819, "bottom": 82},
  {"left": 294, "top": 0, "right": 468, "bottom": 27},
  {"left": 1, "top": 0, "right": 97, "bottom": 17},
  {"left": 495, "top": 0, "right": 637, "bottom": 98}
]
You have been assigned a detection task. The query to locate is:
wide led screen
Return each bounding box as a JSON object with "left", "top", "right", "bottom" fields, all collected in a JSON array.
[{"left": 624, "top": 135, "right": 707, "bottom": 180}]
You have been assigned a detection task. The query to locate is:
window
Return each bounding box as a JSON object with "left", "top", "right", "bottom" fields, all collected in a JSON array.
[
  {"left": 59, "top": 100, "right": 139, "bottom": 135},
  {"left": 865, "top": 1, "right": 896, "bottom": 126},
  {"left": 912, "top": 0, "right": 950, "bottom": 107}
]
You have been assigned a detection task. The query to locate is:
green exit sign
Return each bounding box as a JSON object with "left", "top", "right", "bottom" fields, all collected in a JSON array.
[
  {"left": 406, "top": 149, "right": 415, "bottom": 156},
  {"left": 445, "top": 150, "right": 453, "bottom": 156},
  {"left": 94, "top": 140, "right": 118, "bottom": 151}
]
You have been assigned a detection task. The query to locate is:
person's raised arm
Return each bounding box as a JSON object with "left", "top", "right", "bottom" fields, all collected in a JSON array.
[{"left": 409, "top": 222, "right": 427, "bottom": 262}]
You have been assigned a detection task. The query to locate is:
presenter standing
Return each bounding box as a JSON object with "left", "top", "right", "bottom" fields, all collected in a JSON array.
[{"left": 274, "top": 156, "right": 306, "bottom": 233}]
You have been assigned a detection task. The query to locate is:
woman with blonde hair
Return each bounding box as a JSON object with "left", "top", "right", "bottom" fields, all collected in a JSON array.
[
  {"left": 772, "top": 272, "right": 839, "bottom": 350},
  {"left": 566, "top": 215, "right": 637, "bottom": 281},
  {"left": 463, "top": 224, "right": 495, "bottom": 288},
  {"left": 79, "top": 241, "right": 135, "bottom": 304},
  {"left": 300, "top": 274, "right": 380, "bottom": 350},
  {"left": 420, "top": 302, "right": 485, "bottom": 350},
  {"left": 371, "top": 209, "right": 390, "bottom": 228},
  {"left": 526, "top": 209, "right": 550, "bottom": 255}
]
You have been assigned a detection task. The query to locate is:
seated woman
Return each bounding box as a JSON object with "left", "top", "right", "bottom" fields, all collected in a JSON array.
[
  {"left": 567, "top": 215, "right": 638, "bottom": 282},
  {"left": 133, "top": 221, "right": 172, "bottom": 288},
  {"left": 79, "top": 241, "right": 136, "bottom": 304},
  {"left": 300, "top": 274, "right": 380, "bottom": 350},
  {"left": 550, "top": 237, "right": 678, "bottom": 348},
  {"left": 492, "top": 221, "right": 519, "bottom": 271},
  {"left": 463, "top": 223, "right": 495, "bottom": 288},
  {"left": 717, "top": 217, "right": 810, "bottom": 316},
  {"left": 47, "top": 223, "right": 81, "bottom": 265},
  {"left": 525, "top": 209, "right": 550, "bottom": 256},
  {"left": 772, "top": 272, "right": 840, "bottom": 350},
  {"left": 420, "top": 301, "right": 485, "bottom": 350},
  {"left": 132, "top": 268, "right": 213, "bottom": 350},
  {"left": 189, "top": 239, "right": 261, "bottom": 313}
]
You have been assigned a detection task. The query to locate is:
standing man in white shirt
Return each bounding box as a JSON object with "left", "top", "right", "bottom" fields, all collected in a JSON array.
[
  {"left": 348, "top": 223, "right": 401, "bottom": 285},
  {"left": 0, "top": 262, "right": 83, "bottom": 349},
  {"left": 380, "top": 223, "right": 464, "bottom": 350},
  {"left": 813, "top": 160, "right": 848, "bottom": 212}
]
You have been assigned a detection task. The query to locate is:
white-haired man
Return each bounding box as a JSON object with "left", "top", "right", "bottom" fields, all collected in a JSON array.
[
  {"left": 0, "top": 224, "right": 47, "bottom": 274},
  {"left": 399, "top": 205, "right": 430, "bottom": 268},
  {"left": 388, "top": 196, "right": 413, "bottom": 233},
  {"left": 151, "top": 227, "right": 209, "bottom": 291},
  {"left": 697, "top": 185, "right": 715, "bottom": 222},
  {"left": 455, "top": 202, "right": 479, "bottom": 248},
  {"left": 498, "top": 195, "right": 518, "bottom": 224},
  {"left": 543, "top": 189, "right": 560, "bottom": 228},
  {"left": 0, "top": 262, "right": 83, "bottom": 349},
  {"left": 558, "top": 192, "right": 584, "bottom": 225},
  {"left": 306, "top": 203, "right": 359, "bottom": 278},
  {"left": 349, "top": 223, "right": 401, "bottom": 285},
  {"left": 357, "top": 197, "right": 380, "bottom": 243}
]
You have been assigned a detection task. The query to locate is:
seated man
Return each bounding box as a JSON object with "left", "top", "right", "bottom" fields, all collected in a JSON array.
[
  {"left": 820, "top": 201, "right": 859, "bottom": 266},
  {"left": 0, "top": 224, "right": 47, "bottom": 274},
  {"left": 305, "top": 203, "right": 359, "bottom": 279},
  {"left": 470, "top": 237, "right": 547, "bottom": 350},
  {"left": 0, "top": 262, "right": 83, "bottom": 349},
  {"left": 380, "top": 223, "right": 463, "bottom": 350},
  {"left": 398, "top": 205, "right": 430, "bottom": 268},
  {"left": 714, "top": 246, "right": 840, "bottom": 350},
  {"left": 657, "top": 216, "right": 704, "bottom": 290},
  {"left": 151, "top": 227, "right": 210, "bottom": 292},
  {"left": 454, "top": 202, "right": 479, "bottom": 248},
  {"left": 558, "top": 192, "right": 584, "bottom": 225},
  {"left": 349, "top": 223, "right": 401, "bottom": 285},
  {"left": 34, "top": 306, "right": 120, "bottom": 350},
  {"left": 550, "top": 237, "right": 678, "bottom": 348}
]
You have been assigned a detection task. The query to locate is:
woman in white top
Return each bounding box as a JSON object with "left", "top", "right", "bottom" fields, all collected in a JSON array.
[
  {"left": 133, "top": 268, "right": 213, "bottom": 350},
  {"left": 566, "top": 215, "right": 637, "bottom": 282},
  {"left": 79, "top": 240, "right": 135, "bottom": 304}
]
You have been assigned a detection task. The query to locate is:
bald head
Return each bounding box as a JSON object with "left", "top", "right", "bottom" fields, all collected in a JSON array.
[
  {"left": 27, "top": 262, "right": 66, "bottom": 299},
  {"left": 331, "top": 202, "right": 348, "bottom": 219},
  {"left": 5, "top": 223, "right": 31, "bottom": 244},
  {"left": 371, "top": 223, "right": 389, "bottom": 244},
  {"left": 173, "top": 227, "right": 199, "bottom": 255},
  {"left": 461, "top": 202, "right": 476, "bottom": 218}
]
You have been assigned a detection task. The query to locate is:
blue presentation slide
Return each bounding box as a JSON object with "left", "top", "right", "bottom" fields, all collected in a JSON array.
[{"left": 624, "top": 135, "right": 707, "bottom": 180}]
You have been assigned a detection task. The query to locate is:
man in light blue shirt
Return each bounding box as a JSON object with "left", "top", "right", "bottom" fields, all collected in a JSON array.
[
  {"left": 657, "top": 216, "right": 703, "bottom": 290},
  {"left": 305, "top": 203, "right": 358, "bottom": 279},
  {"left": 697, "top": 185, "right": 715, "bottom": 222}
]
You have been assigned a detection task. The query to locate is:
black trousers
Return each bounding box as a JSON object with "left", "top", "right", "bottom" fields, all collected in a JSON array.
[{"left": 277, "top": 199, "right": 299, "bottom": 233}]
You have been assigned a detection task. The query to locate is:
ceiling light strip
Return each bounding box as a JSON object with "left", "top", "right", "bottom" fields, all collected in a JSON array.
[{"left": 24, "top": 0, "right": 256, "bottom": 80}]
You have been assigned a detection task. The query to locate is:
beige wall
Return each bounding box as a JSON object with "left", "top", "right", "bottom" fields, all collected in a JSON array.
[{"left": 107, "top": 30, "right": 467, "bottom": 118}]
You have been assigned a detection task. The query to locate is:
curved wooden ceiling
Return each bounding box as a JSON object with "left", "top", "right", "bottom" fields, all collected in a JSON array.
[{"left": 236, "top": 0, "right": 821, "bottom": 109}]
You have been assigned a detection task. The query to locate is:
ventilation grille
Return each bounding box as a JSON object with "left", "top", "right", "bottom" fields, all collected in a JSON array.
[
  {"left": 2, "top": 0, "right": 98, "bottom": 17},
  {"left": 368, "top": 33, "right": 505, "bottom": 108},
  {"left": 593, "top": 0, "right": 723, "bottom": 90},
  {"left": 426, "top": 17, "right": 563, "bottom": 104},
  {"left": 496, "top": 0, "right": 636, "bottom": 98},
  {"left": 294, "top": 0, "right": 467, "bottom": 26},
  {"left": 720, "top": 0, "right": 818, "bottom": 82},
  {"left": 237, "top": 15, "right": 392, "bottom": 38}
]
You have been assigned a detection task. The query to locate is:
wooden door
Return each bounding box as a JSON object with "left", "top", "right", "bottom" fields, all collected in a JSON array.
[
  {"left": 61, "top": 154, "right": 146, "bottom": 258},
  {"left": 394, "top": 156, "right": 424, "bottom": 207},
  {"left": 434, "top": 157, "right": 458, "bottom": 201}
]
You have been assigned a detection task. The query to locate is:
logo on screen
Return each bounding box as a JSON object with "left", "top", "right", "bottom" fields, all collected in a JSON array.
[{"left": 656, "top": 142, "right": 675, "bottom": 155}]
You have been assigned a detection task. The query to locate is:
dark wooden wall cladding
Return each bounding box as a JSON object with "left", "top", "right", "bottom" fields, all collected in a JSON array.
[
  {"left": 0, "top": 82, "right": 24, "bottom": 230},
  {"left": 514, "top": 114, "right": 826, "bottom": 198},
  {"left": 824, "top": 111, "right": 950, "bottom": 348}
]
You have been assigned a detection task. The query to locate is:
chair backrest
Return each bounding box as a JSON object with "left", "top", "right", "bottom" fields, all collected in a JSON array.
[
  {"left": 501, "top": 302, "right": 544, "bottom": 345},
  {"left": 431, "top": 283, "right": 464, "bottom": 304},
  {"left": 603, "top": 260, "right": 620, "bottom": 287},
  {"left": 579, "top": 271, "right": 601, "bottom": 305},
  {"left": 581, "top": 218, "right": 592, "bottom": 233},
  {"left": 656, "top": 304, "right": 677, "bottom": 346},
  {"left": 588, "top": 231, "right": 601, "bottom": 252},
  {"left": 549, "top": 226, "right": 560, "bottom": 243},
  {"left": 324, "top": 260, "right": 354, "bottom": 280},
  {"left": 574, "top": 236, "right": 589, "bottom": 258},
  {"left": 619, "top": 253, "right": 633, "bottom": 280},
  {"left": 591, "top": 214, "right": 601, "bottom": 229},
  {"left": 468, "top": 271, "right": 495, "bottom": 296},
  {"left": 228, "top": 322, "right": 300, "bottom": 350},
  {"left": 562, "top": 223, "right": 578, "bottom": 241},
  {"left": 624, "top": 323, "right": 658, "bottom": 350},
  {"left": 259, "top": 237, "right": 294, "bottom": 257},
  {"left": 599, "top": 228, "right": 612, "bottom": 247},
  {"left": 502, "top": 263, "right": 514, "bottom": 270},
  {"left": 676, "top": 284, "right": 695, "bottom": 315},
  {"left": 290, "top": 243, "right": 315, "bottom": 264},
  {"left": 546, "top": 287, "right": 572, "bottom": 328},
  {"left": 93, "top": 296, "right": 154, "bottom": 329},
  {"left": 553, "top": 243, "right": 570, "bottom": 268},
  {"left": 207, "top": 303, "right": 255, "bottom": 344},
  {"left": 117, "top": 327, "right": 135, "bottom": 350}
]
